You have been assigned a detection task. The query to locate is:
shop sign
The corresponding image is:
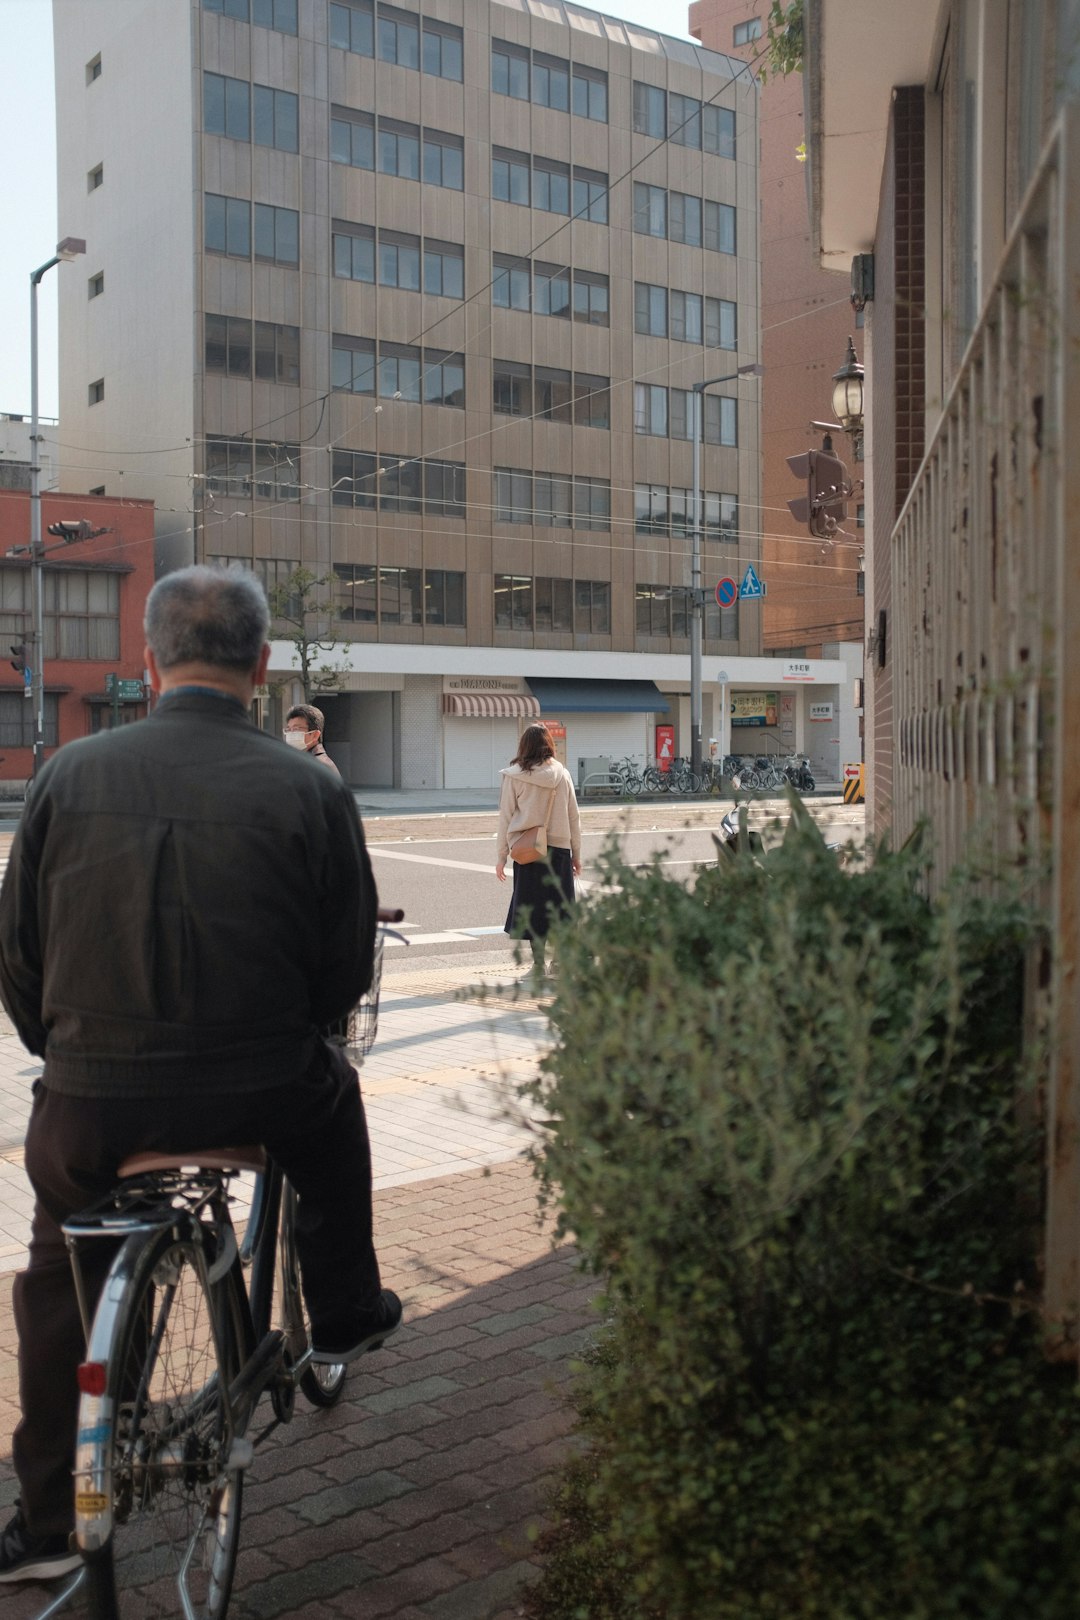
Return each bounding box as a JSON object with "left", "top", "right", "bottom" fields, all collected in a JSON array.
[
  {"left": 731, "top": 692, "right": 778, "bottom": 728},
  {"left": 782, "top": 660, "right": 815, "bottom": 682},
  {"left": 443, "top": 676, "right": 526, "bottom": 694},
  {"left": 809, "top": 702, "right": 834, "bottom": 722},
  {"left": 655, "top": 724, "right": 675, "bottom": 770},
  {"left": 545, "top": 720, "right": 567, "bottom": 766}
]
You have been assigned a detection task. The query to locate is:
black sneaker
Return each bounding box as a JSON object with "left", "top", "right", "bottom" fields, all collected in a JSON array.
[
  {"left": 310, "top": 1288, "right": 403, "bottom": 1364},
  {"left": 0, "top": 1505, "right": 80, "bottom": 1583}
]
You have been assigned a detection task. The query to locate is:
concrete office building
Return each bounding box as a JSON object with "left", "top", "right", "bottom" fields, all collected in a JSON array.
[{"left": 53, "top": 0, "right": 852, "bottom": 786}]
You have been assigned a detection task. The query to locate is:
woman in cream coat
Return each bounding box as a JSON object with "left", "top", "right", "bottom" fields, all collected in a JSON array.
[{"left": 495, "top": 723, "right": 582, "bottom": 977}]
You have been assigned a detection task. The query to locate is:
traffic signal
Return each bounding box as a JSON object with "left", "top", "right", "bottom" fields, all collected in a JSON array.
[
  {"left": 47, "top": 519, "right": 93, "bottom": 542},
  {"left": 786, "top": 446, "right": 850, "bottom": 538},
  {"left": 9, "top": 644, "right": 28, "bottom": 675}
]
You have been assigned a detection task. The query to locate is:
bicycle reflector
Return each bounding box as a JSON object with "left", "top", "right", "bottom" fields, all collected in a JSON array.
[{"left": 77, "top": 1361, "right": 108, "bottom": 1396}]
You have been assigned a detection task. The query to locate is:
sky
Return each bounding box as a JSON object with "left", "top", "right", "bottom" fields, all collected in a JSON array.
[{"left": 1, "top": 0, "right": 694, "bottom": 422}]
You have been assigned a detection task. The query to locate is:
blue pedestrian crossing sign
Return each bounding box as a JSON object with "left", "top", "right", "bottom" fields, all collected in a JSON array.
[{"left": 739, "top": 565, "right": 765, "bottom": 600}]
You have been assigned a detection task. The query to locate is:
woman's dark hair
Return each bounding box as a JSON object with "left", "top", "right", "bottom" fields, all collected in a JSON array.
[{"left": 513, "top": 723, "right": 555, "bottom": 771}]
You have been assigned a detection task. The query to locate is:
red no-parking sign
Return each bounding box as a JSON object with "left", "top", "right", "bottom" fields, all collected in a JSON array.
[{"left": 716, "top": 577, "right": 737, "bottom": 608}]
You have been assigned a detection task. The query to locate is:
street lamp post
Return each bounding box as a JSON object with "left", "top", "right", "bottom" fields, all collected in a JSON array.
[
  {"left": 29, "top": 238, "right": 85, "bottom": 780},
  {"left": 690, "top": 362, "right": 764, "bottom": 776}
]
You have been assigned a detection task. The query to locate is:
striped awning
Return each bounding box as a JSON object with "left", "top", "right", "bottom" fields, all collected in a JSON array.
[{"left": 442, "top": 692, "right": 541, "bottom": 718}]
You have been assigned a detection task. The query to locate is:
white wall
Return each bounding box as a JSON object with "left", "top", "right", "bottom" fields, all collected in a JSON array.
[{"left": 443, "top": 718, "right": 520, "bottom": 789}]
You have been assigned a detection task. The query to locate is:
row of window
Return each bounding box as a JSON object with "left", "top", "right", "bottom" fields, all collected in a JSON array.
[
  {"left": 205, "top": 316, "right": 300, "bottom": 382},
  {"left": 331, "top": 451, "right": 466, "bottom": 514},
  {"left": 331, "top": 106, "right": 464, "bottom": 188},
  {"left": 204, "top": 0, "right": 297, "bottom": 31},
  {"left": 495, "top": 575, "right": 610, "bottom": 634},
  {"left": 204, "top": 73, "right": 299, "bottom": 150},
  {"left": 493, "top": 363, "right": 609, "bottom": 428},
  {"left": 206, "top": 438, "right": 302, "bottom": 500},
  {"left": 206, "top": 194, "right": 300, "bottom": 265},
  {"left": 636, "top": 484, "right": 738, "bottom": 539},
  {"left": 329, "top": 1, "right": 463, "bottom": 81},
  {"left": 331, "top": 336, "right": 464, "bottom": 405},
  {"left": 493, "top": 469, "right": 610, "bottom": 531},
  {"left": 492, "top": 148, "right": 608, "bottom": 223},
  {"left": 334, "top": 564, "right": 465, "bottom": 624},
  {"left": 633, "top": 183, "right": 736, "bottom": 253},
  {"left": 492, "top": 256, "right": 609, "bottom": 324},
  {"left": 333, "top": 222, "right": 463, "bottom": 296},
  {"left": 635, "top": 282, "right": 736, "bottom": 349},
  {"left": 636, "top": 583, "right": 738, "bottom": 641},
  {"left": 491, "top": 39, "right": 607, "bottom": 122},
  {"left": 634, "top": 384, "right": 738, "bottom": 446},
  {"left": 0, "top": 568, "right": 121, "bottom": 661},
  {"left": 632, "top": 81, "right": 736, "bottom": 159}
]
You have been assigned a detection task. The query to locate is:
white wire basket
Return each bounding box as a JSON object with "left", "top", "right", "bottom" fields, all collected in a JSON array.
[{"left": 346, "top": 928, "right": 386, "bottom": 1059}]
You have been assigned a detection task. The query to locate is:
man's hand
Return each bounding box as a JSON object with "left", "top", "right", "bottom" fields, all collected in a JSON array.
[
  {"left": 572, "top": 858, "right": 582, "bottom": 877},
  {"left": 495, "top": 861, "right": 507, "bottom": 882}
]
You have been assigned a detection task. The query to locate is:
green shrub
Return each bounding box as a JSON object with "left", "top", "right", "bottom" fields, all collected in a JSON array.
[{"left": 522, "top": 806, "right": 1080, "bottom": 1619}]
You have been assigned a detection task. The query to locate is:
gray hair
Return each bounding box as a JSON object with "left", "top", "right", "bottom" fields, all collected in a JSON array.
[{"left": 144, "top": 565, "right": 269, "bottom": 671}]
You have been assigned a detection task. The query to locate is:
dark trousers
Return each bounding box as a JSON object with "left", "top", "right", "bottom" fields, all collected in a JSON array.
[{"left": 13, "top": 1039, "right": 381, "bottom": 1536}]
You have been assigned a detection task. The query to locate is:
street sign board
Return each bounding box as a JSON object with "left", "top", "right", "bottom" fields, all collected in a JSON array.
[
  {"left": 739, "top": 565, "right": 764, "bottom": 600},
  {"left": 23, "top": 668, "right": 31, "bottom": 698},
  {"left": 117, "top": 680, "right": 144, "bottom": 700},
  {"left": 715, "top": 577, "right": 737, "bottom": 608}
]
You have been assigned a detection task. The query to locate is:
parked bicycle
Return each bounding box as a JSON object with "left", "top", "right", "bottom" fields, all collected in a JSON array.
[{"left": 55, "top": 909, "right": 405, "bottom": 1620}]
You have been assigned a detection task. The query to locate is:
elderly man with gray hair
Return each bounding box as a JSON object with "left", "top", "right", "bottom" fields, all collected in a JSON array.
[{"left": 0, "top": 565, "right": 400, "bottom": 1584}]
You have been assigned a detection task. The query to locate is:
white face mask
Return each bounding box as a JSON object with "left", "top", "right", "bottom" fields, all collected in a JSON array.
[{"left": 284, "top": 730, "right": 310, "bottom": 750}]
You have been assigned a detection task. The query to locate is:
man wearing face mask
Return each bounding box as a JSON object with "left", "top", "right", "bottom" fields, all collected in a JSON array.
[{"left": 284, "top": 703, "right": 339, "bottom": 774}]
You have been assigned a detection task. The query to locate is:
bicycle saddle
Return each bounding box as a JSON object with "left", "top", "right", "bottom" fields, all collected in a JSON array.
[{"left": 117, "top": 1145, "right": 268, "bottom": 1177}]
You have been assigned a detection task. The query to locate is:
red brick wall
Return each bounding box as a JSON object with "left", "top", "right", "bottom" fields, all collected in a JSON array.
[{"left": 0, "top": 490, "right": 156, "bottom": 779}]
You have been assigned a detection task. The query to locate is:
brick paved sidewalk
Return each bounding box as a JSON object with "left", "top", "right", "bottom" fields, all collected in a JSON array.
[{"left": 0, "top": 1159, "right": 595, "bottom": 1620}]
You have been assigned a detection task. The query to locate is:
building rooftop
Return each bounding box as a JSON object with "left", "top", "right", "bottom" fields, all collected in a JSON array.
[{"left": 491, "top": 0, "right": 751, "bottom": 82}]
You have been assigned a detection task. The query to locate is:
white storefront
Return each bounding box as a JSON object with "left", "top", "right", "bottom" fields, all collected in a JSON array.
[{"left": 268, "top": 644, "right": 861, "bottom": 791}]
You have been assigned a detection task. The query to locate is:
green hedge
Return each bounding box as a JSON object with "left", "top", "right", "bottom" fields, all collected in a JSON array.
[{"left": 522, "top": 806, "right": 1080, "bottom": 1619}]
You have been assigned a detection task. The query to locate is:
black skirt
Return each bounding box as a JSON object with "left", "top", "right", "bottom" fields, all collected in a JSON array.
[{"left": 504, "top": 845, "right": 575, "bottom": 941}]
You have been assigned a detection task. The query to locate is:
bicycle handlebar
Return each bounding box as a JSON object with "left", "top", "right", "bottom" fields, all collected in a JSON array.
[{"left": 377, "top": 907, "right": 405, "bottom": 924}]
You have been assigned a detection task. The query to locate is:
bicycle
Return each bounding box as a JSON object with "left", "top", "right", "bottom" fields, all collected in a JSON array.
[
  {"left": 610, "top": 757, "right": 645, "bottom": 797},
  {"left": 53, "top": 909, "right": 404, "bottom": 1620}
]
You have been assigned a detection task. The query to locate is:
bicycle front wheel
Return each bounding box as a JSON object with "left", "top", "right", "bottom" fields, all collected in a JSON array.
[
  {"left": 78, "top": 1227, "right": 247, "bottom": 1620},
  {"left": 279, "top": 1182, "right": 348, "bottom": 1408}
]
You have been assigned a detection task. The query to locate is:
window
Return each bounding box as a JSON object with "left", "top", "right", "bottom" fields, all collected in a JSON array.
[
  {"left": 333, "top": 221, "right": 375, "bottom": 282},
  {"left": 706, "top": 200, "right": 736, "bottom": 254},
  {"left": 423, "top": 20, "right": 463, "bottom": 80},
  {"left": 575, "top": 579, "right": 610, "bottom": 634},
  {"left": 332, "top": 335, "right": 463, "bottom": 406},
  {"left": 252, "top": 0, "right": 297, "bottom": 30},
  {"left": 573, "top": 168, "right": 608, "bottom": 225},
  {"left": 86, "top": 54, "right": 102, "bottom": 82},
  {"left": 88, "top": 164, "right": 104, "bottom": 191},
  {"left": 423, "top": 350, "right": 465, "bottom": 408},
  {"left": 423, "top": 240, "right": 464, "bottom": 298},
  {"left": 0, "top": 693, "right": 59, "bottom": 748},
  {"left": 378, "top": 118, "right": 421, "bottom": 180},
  {"left": 376, "top": 565, "right": 423, "bottom": 622},
  {"left": 378, "top": 342, "right": 421, "bottom": 402},
  {"left": 535, "top": 367, "right": 574, "bottom": 424},
  {"left": 88, "top": 271, "right": 105, "bottom": 299},
  {"left": 494, "top": 574, "right": 533, "bottom": 631},
  {"left": 534, "top": 575, "right": 573, "bottom": 631},
  {"left": 331, "top": 450, "right": 377, "bottom": 507},
  {"left": 335, "top": 563, "right": 378, "bottom": 621},
  {"left": 254, "top": 203, "right": 299, "bottom": 265},
  {"left": 494, "top": 468, "right": 533, "bottom": 523},
  {"left": 633, "top": 81, "right": 665, "bottom": 137},
  {"left": 206, "top": 435, "right": 252, "bottom": 496},
  {"left": 423, "top": 460, "right": 466, "bottom": 518},
  {"left": 636, "top": 484, "right": 669, "bottom": 535},
  {"left": 635, "top": 282, "right": 667, "bottom": 337},
  {"left": 492, "top": 41, "right": 529, "bottom": 99},
  {"left": 204, "top": 72, "right": 249, "bottom": 140},
  {"left": 574, "top": 478, "right": 610, "bottom": 530},
  {"left": 633, "top": 185, "right": 735, "bottom": 253},
  {"left": 733, "top": 16, "right": 763, "bottom": 45},
  {"left": 253, "top": 84, "right": 298, "bottom": 152},
  {"left": 204, "top": 0, "right": 247, "bottom": 15},
  {"left": 670, "top": 191, "right": 702, "bottom": 247},
  {"left": 253, "top": 441, "right": 301, "bottom": 499},
  {"left": 671, "top": 290, "right": 703, "bottom": 344},
  {"left": 704, "top": 492, "right": 738, "bottom": 540},
  {"left": 711, "top": 396, "right": 738, "bottom": 447},
  {"left": 423, "top": 569, "right": 465, "bottom": 626},
  {"left": 47, "top": 569, "right": 121, "bottom": 661},
  {"left": 492, "top": 147, "right": 530, "bottom": 205},
  {"left": 708, "top": 297, "right": 737, "bottom": 350},
  {"left": 705, "top": 105, "right": 737, "bottom": 159},
  {"left": 633, "top": 182, "right": 666, "bottom": 237},
  {"left": 572, "top": 65, "right": 607, "bottom": 122},
  {"left": 377, "top": 3, "right": 420, "bottom": 66},
  {"left": 534, "top": 158, "right": 571, "bottom": 215},
  {"left": 669, "top": 91, "right": 701, "bottom": 148},
  {"left": 573, "top": 269, "right": 609, "bottom": 325},
  {"left": 330, "top": 0, "right": 373, "bottom": 54},
  {"left": 636, "top": 584, "right": 681, "bottom": 638},
  {"left": 493, "top": 254, "right": 530, "bottom": 310},
  {"left": 89, "top": 486, "right": 105, "bottom": 496},
  {"left": 534, "top": 473, "right": 574, "bottom": 527},
  {"left": 422, "top": 129, "right": 464, "bottom": 191},
  {"left": 205, "top": 193, "right": 251, "bottom": 258},
  {"left": 89, "top": 379, "right": 105, "bottom": 405},
  {"left": 206, "top": 315, "right": 298, "bottom": 382},
  {"left": 533, "top": 50, "right": 569, "bottom": 110},
  {"left": 331, "top": 106, "right": 374, "bottom": 169},
  {"left": 330, "top": 456, "right": 464, "bottom": 516},
  {"left": 493, "top": 360, "right": 532, "bottom": 417},
  {"left": 534, "top": 262, "right": 571, "bottom": 317},
  {"left": 379, "top": 231, "right": 421, "bottom": 290},
  {"left": 634, "top": 384, "right": 668, "bottom": 437}
]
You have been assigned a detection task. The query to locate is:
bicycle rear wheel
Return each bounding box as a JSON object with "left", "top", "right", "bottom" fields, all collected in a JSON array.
[
  {"left": 279, "top": 1182, "right": 348, "bottom": 1408},
  {"left": 78, "top": 1228, "right": 247, "bottom": 1620}
]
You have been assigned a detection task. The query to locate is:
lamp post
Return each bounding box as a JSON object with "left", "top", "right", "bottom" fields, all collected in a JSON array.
[
  {"left": 29, "top": 237, "right": 85, "bottom": 779},
  {"left": 690, "top": 362, "right": 764, "bottom": 776}
]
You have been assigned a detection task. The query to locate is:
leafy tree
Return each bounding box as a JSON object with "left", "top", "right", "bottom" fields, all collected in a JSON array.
[
  {"left": 760, "top": 0, "right": 804, "bottom": 81},
  {"left": 266, "top": 566, "right": 346, "bottom": 701}
]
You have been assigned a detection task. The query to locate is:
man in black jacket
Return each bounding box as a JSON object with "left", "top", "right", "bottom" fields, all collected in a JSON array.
[{"left": 0, "top": 565, "right": 401, "bottom": 1583}]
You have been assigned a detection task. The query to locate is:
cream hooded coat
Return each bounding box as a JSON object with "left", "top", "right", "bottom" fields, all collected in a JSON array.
[{"left": 497, "top": 761, "right": 581, "bottom": 865}]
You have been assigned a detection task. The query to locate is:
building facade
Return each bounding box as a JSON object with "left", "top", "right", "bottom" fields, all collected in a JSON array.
[
  {"left": 804, "top": 0, "right": 1080, "bottom": 1331},
  {"left": 0, "top": 490, "right": 156, "bottom": 781},
  {"left": 688, "top": 0, "right": 864, "bottom": 663},
  {"left": 52, "top": 0, "right": 848, "bottom": 785}
]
